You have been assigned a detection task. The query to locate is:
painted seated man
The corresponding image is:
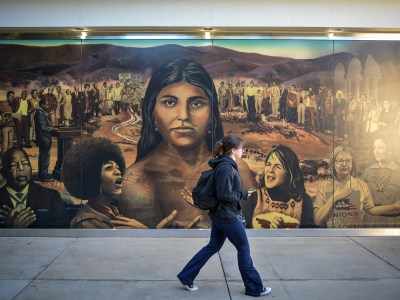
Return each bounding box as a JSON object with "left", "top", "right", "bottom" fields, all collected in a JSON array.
[{"left": 0, "top": 147, "right": 70, "bottom": 228}]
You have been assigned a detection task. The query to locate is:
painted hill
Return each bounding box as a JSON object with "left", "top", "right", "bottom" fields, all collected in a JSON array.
[{"left": 0, "top": 41, "right": 398, "bottom": 88}]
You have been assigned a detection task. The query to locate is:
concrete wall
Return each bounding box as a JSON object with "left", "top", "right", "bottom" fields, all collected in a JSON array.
[{"left": 0, "top": 0, "right": 400, "bottom": 29}]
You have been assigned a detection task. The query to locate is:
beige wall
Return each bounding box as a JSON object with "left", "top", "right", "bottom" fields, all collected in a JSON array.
[{"left": 0, "top": 0, "right": 400, "bottom": 29}]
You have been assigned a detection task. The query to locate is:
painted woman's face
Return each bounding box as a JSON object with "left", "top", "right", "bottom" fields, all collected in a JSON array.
[
  {"left": 100, "top": 161, "right": 123, "bottom": 195},
  {"left": 264, "top": 153, "right": 287, "bottom": 189},
  {"left": 373, "top": 139, "right": 390, "bottom": 164},
  {"left": 153, "top": 81, "right": 211, "bottom": 148},
  {"left": 334, "top": 151, "right": 352, "bottom": 179},
  {"left": 383, "top": 101, "right": 391, "bottom": 111}
]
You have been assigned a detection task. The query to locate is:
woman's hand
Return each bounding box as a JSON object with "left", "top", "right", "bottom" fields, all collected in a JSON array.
[
  {"left": 277, "top": 214, "right": 300, "bottom": 228},
  {"left": 247, "top": 189, "right": 257, "bottom": 199},
  {"left": 392, "top": 202, "right": 400, "bottom": 214},
  {"left": 180, "top": 187, "right": 196, "bottom": 207},
  {"left": 266, "top": 213, "right": 284, "bottom": 228},
  {"left": 253, "top": 212, "right": 300, "bottom": 229},
  {"left": 156, "top": 210, "right": 178, "bottom": 228},
  {"left": 184, "top": 215, "right": 203, "bottom": 228},
  {"left": 333, "top": 187, "right": 353, "bottom": 203},
  {"left": 253, "top": 212, "right": 283, "bottom": 228},
  {"left": 156, "top": 210, "right": 203, "bottom": 229},
  {"left": 111, "top": 216, "right": 149, "bottom": 229},
  {"left": 171, "top": 216, "right": 203, "bottom": 229}
]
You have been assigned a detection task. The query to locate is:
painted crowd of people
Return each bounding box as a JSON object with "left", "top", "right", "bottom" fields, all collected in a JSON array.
[
  {"left": 217, "top": 80, "right": 400, "bottom": 152},
  {"left": 0, "top": 80, "right": 147, "bottom": 154}
]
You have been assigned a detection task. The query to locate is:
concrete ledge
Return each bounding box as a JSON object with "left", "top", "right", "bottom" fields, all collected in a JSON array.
[{"left": 0, "top": 228, "right": 399, "bottom": 238}]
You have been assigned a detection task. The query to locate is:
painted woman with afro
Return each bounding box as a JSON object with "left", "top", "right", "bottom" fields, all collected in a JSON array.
[{"left": 62, "top": 137, "right": 152, "bottom": 228}]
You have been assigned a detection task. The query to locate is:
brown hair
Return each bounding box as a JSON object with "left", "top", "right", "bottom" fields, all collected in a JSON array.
[{"left": 212, "top": 134, "right": 243, "bottom": 158}]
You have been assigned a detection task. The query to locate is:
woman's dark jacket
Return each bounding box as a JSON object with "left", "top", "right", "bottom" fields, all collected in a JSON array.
[{"left": 208, "top": 155, "right": 248, "bottom": 223}]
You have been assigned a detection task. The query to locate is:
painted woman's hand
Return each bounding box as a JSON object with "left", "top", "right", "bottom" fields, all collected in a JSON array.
[
  {"left": 254, "top": 212, "right": 282, "bottom": 228},
  {"left": 111, "top": 216, "right": 149, "bottom": 229},
  {"left": 253, "top": 212, "right": 299, "bottom": 229},
  {"left": 276, "top": 213, "right": 300, "bottom": 228},
  {"left": 156, "top": 210, "right": 178, "bottom": 228},
  {"left": 156, "top": 210, "right": 203, "bottom": 229},
  {"left": 333, "top": 187, "right": 353, "bottom": 203},
  {"left": 180, "top": 187, "right": 196, "bottom": 207},
  {"left": 184, "top": 215, "right": 203, "bottom": 228},
  {"left": 392, "top": 202, "right": 400, "bottom": 214}
]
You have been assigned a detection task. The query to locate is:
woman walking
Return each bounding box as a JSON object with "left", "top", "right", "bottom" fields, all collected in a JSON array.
[{"left": 177, "top": 134, "right": 271, "bottom": 297}]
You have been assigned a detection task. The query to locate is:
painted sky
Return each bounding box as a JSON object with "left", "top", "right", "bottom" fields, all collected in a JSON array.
[
  {"left": 0, "top": 39, "right": 352, "bottom": 59},
  {"left": 213, "top": 40, "right": 352, "bottom": 59}
]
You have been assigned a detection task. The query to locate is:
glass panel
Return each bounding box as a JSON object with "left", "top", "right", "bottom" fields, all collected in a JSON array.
[
  {"left": 212, "top": 39, "right": 335, "bottom": 229},
  {"left": 68, "top": 39, "right": 215, "bottom": 229},
  {"left": 331, "top": 40, "right": 400, "bottom": 228},
  {"left": 0, "top": 39, "right": 82, "bottom": 227}
]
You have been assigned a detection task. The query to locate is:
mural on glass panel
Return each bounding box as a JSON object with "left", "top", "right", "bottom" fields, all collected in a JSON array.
[{"left": 0, "top": 39, "right": 399, "bottom": 229}]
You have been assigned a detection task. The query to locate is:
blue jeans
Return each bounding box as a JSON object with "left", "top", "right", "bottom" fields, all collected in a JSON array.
[{"left": 177, "top": 217, "right": 264, "bottom": 296}]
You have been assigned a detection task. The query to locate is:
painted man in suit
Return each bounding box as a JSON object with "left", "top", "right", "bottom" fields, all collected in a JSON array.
[
  {"left": 0, "top": 147, "right": 69, "bottom": 228},
  {"left": 279, "top": 83, "right": 288, "bottom": 121},
  {"left": 71, "top": 85, "right": 82, "bottom": 126},
  {"left": 89, "top": 83, "right": 101, "bottom": 118},
  {"left": 34, "top": 97, "right": 58, "bottom": 182}
]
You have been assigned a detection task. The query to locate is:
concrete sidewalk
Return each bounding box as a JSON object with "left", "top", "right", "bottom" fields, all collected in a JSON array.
[{"left": 0, "top": 234, "right": 400, "bottom": 299}]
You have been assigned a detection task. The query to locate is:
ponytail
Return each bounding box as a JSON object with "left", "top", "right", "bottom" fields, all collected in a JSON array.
[{"left": 213, "top": 134, "right": 243, "bottom": 158}]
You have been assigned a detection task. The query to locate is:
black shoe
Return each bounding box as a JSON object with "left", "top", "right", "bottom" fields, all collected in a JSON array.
[
  {"left": 24, "top": 144, "right": 32, "bottom": 148},
  {"left": 39, "top": 174, "right": 54, "bottom": 182},
  {"left": 39, "top": 177, "right": 54, "bottom": 182}
]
